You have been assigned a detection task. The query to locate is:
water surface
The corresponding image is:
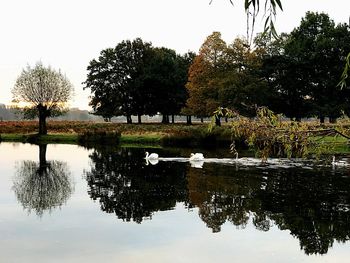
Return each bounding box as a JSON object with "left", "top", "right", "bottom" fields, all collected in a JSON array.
[{"left": 1, "top": 142, "right": 350, "bottom": 262}]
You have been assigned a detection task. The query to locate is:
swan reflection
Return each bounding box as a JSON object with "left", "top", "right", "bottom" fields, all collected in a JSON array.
[
  {"left": 189, "top": 160, "right": 204, "bottom": 168},
  {"left": 145, "top": 158, "right": 159, "bottom": 165}
]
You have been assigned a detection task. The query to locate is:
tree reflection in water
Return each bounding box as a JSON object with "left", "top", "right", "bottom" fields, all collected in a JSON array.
[
  {"left": 187, "top": 164, "right": 350, "bottom": 255},
  {"left": 85, "top": 146, "right": 350, "bottom": 255},
  {"left": 13, "top": 144, "right": 74, "bottom": 217},
  {"left": 85, "top": 146, "right": 188, "bottom": 223}
]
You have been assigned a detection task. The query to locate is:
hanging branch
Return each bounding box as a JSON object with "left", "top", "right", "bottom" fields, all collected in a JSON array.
[{"left": 210, "top": 107, "right": 349, "bottom": 159}]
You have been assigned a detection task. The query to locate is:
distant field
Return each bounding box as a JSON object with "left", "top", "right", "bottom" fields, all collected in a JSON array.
[{"left": 0, "top": 120, "right": 210, "bottom": 134}]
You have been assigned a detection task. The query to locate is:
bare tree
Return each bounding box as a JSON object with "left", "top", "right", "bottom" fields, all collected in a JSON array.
[{"left": 12, "top": 62, "right": 74, "bottom": 134}]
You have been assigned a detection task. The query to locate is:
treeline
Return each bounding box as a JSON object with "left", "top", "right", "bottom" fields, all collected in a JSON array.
[
  {"left": 0, "top": 104, "right": 102, "bottom": 121},
  {"left": 84, "top": 12, "right": 350, "bottom": 124},
  {"left": 0, "top": 104, "right": 18, "bottom": 120}
]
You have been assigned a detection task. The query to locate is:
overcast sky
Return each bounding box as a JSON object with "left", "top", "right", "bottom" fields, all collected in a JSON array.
[{"left": 0, "top": 0, "right": 349, "bottom": 110}]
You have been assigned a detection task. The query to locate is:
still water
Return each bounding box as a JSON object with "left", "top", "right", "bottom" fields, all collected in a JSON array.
[{"left": 1, "top": 142, "right": 350, "bottom": 262}]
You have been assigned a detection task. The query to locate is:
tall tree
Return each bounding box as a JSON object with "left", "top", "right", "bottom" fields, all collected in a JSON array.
[
  {"left": 259, "top": 33, "right": 313, "bottom": 120},
  {"left": 288, "top": 12, "right": 350, "bottom": 123},
  {"left": 185, "top": 32, "right": 227, "bottom": 125},
  {"left": 262, "top": 12, "right": 350, "bottom": 122},
  {"left": 84, "top": 38, "right": 152, "bottom": 123},
  {"left": 12, "top": 62, "right": 73, "bottom": 135},
  {"left": 218, "top": 37, "right": 269, "bottom": 117},
  {"left": 143, "top": 48, "right": 192, "bottom": 123}
]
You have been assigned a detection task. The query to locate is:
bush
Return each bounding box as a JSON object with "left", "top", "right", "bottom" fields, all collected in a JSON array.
[
  {"left": 78, "top": 129, "right": 121, "bottom": 147},
  {"left": 161, "top": 126, "right": 231, "bottom": 148}
]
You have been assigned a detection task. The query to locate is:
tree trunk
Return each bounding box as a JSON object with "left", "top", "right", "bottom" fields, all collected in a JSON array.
[
  {"left": 138, "top": 114, "right": 142, "bottom": 124},
  {"left": 319, "top": 115, "right": 325, "bottom": 124},
  {"left": 39, "top": 144, "right": 47, "bottom": 165},
  {"left": 329, "top": 117, "right": 337, "bottom": 124},
  {"left": 126, "top": 115, "right": 132, "bottom": 124},
  {"left": 162, "top": 115, "right": 169, "bottom": 124},
  {"left": 200, "top": 117, "right": 204, "bottom": 123},
  {"left": 215, "top": 116, "right": 221, "bottom": 126},
  {"left": 225, "top": 116, "right": 228, "bottom": 123},
  {"left": 38, "top": 105, "right": 48, "bottom": 135},
  {"left": 186, "top": 115, "right": 192, "bottom": 125},
  {"left": 171, "top": 115, "right": 175, "bottom": 124}
]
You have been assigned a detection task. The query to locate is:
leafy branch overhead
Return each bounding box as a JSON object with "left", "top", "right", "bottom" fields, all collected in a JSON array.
[{"left": 210, "top": 0, "right": 283, "bottom": 42}]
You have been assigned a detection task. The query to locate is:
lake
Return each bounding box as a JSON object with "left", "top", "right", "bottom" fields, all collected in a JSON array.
[{"left": 1, "top": 142, "right": 350, "bottom": 262}]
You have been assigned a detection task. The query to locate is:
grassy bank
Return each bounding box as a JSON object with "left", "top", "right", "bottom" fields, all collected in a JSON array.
[
  {"left": 0, "top": 121, "right": 349, "bottom": 154},
  {"left": 0, "top": 120, "right": 232, "bottom": 147},
  {"left": 0, "top": 133, "right": 162, "bottom": 146}
]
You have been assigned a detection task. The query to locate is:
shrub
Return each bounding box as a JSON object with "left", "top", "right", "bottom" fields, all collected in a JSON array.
[{"left": 78, "top": 129, "right": 121, "bottom": 147}]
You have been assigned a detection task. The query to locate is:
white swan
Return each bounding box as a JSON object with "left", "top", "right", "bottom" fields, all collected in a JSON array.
[
  {"left": 189, "top": 153, "right": 204, "bottom": 161},
  {"left": 145, "top": 152, "right": 159, "bottom": 160},
  {"left": 332, "top": 156, "right": 349, "bottom": 167}
]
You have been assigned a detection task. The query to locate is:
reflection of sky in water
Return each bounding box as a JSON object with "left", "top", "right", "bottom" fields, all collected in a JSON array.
[{"left": 0, "top": 143, "right": 350, "bottom": 262}]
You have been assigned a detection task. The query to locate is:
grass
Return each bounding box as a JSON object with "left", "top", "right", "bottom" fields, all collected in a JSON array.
[
  {"left": 0, "top": 132, "right": 164, "bottom": 146},
  {"left": 0, "top": 120, "right": 232, "bottom": 147},
  {"left": 0, "top": 121, "right": 349, "bottom": 154},
  {"left": 310, "top": 135, "right": 350, "bottom": 155}
]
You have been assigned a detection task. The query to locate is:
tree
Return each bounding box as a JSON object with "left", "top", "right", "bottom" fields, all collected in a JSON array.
[
  {"left": 261, "top": 12, "right": 350, "bottom": 122},
  {"left": 259, "top": 33, "right": 313, "bottom": 120},
  {"left": 12, "top": 62, "right": 73, "bottom": 134},
  {"left": 84, "top": 38, "right": 152, "bottom": 123},
  {"left": 218, "top": 36, "right": 270, "bottom": 117},
  {"left": 219, "top": 0, "right": 350, "bottom": 94},
  {"left": 85, "top": 39, "right": 191, "bottom": 124},
  {"left": 185, "top": 32, "right": 228, "bottom": 125},
  {"left": 288, "top": 12, "right": 350, "bottom": 123},
  {"left": 143, "top": 48, "right": 193, "bottom": 123}
]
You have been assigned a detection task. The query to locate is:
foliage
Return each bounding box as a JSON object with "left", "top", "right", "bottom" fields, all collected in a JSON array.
[
  {"left": 185, "top": 32, "right": 227, "bottom": 118},
  {"left": 339, "top": 52, "right": 350, "bottom": 88},
  {"left": 260, "top": 12, "right": 350, "bottom": 122},
  {"left": 211, "top": 0, "right": 283, "bottom": 42},
  {"left": 78, "top": 129, "right": 121, "bottom": 147},
  {"left": 211, "top": 107, "right": 348, "bottom": 159},
  {"left": 185, "top": 33, "right": 268, "bottom": 121},
  {"left": 84, "top": 39, "right": 152, "bottom": 122},
  {"left": 143, "top": 48, "right": 193, "bottom": 123},
  {"left": 162, "top": 125, "right": 231, "bottom": 148},
  {"left": 12, "top": 62, "right": 73, "bottom": 134},
  {"left": 84, "top": 39, "right": 193, "bottom": 123}
]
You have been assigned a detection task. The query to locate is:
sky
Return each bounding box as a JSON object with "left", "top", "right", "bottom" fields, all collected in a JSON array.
[{"left": 0, "top": 0, "right": 349, "bottom": 110}]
